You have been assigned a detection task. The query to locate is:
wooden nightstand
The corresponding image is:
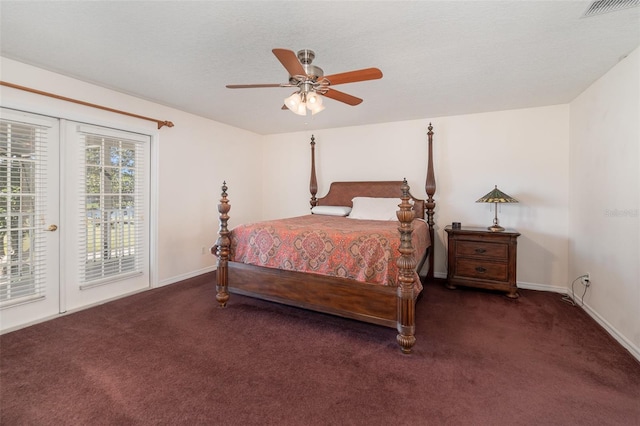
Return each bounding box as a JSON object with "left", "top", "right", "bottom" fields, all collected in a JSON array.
[{"left": 445, "top": 226, "right": 520, "bottom": 298}]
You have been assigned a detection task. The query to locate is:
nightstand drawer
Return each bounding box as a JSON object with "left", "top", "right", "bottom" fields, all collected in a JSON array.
[
  {"left": 456, "top": 241, "right": 508, "bottom": 260},
  {"left": 455, "top": 259, "right": 508, "bottom": 281}
]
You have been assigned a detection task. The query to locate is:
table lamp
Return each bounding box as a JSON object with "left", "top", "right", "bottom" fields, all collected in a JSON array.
[{"left": 476, "top": 185, "right": 518, "bottom": 232}]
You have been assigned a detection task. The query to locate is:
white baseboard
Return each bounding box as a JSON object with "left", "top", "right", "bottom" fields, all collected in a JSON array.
[
  {"left": 157, "top": 266, "right": 216, "bottom": 288},
  {"left": 518, "top": 281, "right": 568, "bottom": 294}
]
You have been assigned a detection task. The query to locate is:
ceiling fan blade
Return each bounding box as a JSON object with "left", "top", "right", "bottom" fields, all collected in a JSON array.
[
  {"left": 272, "top": 48, "right": 306, "bottom": 77},
  {"left": 226, "top": 83, "right": 285, "bottom": 89},
  {"left": 321, "top": 88, "right": 363, "bottom": 106},
  {"left": 322, "top": 68, "right": 383, "bottom": 86}
]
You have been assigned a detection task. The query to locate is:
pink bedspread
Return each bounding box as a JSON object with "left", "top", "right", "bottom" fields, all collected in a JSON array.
[{"left": 230, "top": 215, "right": 430, "bottom": 289}]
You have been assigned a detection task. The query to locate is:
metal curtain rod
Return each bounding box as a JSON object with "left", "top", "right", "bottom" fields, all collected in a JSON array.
[{"left": 0, "top": 81, "right": 174, "bottom": 129}]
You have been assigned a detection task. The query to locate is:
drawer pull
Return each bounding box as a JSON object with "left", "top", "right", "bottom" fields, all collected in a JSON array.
[
  {"left": 475, "top": 248, "right": 486, "bottom": 254},
  {"left": 475, "top": 266, "right": 487, "bottom": 273}
]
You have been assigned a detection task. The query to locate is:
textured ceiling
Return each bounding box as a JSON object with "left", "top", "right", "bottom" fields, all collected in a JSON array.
[{"left": 1, "top": 1, "right": 639, "bottom": 135}]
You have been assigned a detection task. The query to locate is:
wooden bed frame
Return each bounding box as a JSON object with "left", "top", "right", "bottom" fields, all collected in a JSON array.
[{"left": 213, "top": 125, "right": 436, "bottom": 353}]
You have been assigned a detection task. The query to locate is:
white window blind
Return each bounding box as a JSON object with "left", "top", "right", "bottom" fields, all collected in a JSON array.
[
  {"left": 0, "top": 118, "right": 49, "bottom": 306},
  {"left": 77, "top": 127, "right": 146, "bottom": 287}
]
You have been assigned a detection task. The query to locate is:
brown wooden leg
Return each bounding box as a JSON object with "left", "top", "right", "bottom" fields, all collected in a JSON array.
[
  {"left": 506, "top": 288, "right": 519, "bottom": 299},
  {"left": 216, "top": 258, "right": 229, "bottom": 307},
  {"left": 397, "top": 285, "right": 416, "bottom": 354}
]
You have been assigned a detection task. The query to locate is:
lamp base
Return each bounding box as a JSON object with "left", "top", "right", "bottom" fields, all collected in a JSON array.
[{"left": 489, "top": 205, "right": 504, "bottom": 231}]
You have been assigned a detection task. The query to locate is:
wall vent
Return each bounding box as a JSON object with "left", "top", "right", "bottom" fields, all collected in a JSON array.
[{"left": 582, "top": 0, "right": 639, "bottom": 17}]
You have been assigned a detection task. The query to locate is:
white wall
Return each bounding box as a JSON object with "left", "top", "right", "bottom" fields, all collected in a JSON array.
[
  {"left": 261, "top": 105, "right": 570, "bottom": 289},
  {"left": 0, "top": 57, "right": 262, "bottom": 287},
  {"left": 153, "top": 109, "right": 261, "bottom": 284},
  {"left": 569, "top": 47, "right": 640, "bottom": 358}
]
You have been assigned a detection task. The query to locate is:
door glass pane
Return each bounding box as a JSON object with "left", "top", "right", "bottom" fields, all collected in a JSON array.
[
  {"left": 81, "top": 134, "right": 143, "bottom": 284},
  {"left": 0, "top": 120, "right": 47, "bottom": 305}
]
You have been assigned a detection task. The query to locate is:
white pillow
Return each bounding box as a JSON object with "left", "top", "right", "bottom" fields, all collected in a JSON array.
[
  {"left": 311, "top": 205, "right": 352, "bottom": 217},
  {"left": 348, "top": 197, "right": 400, "bottom": 221}
]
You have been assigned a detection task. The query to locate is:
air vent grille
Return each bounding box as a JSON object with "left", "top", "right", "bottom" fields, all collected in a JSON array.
[{"left": 583, "top": 0, "right": 639, "bottom": 17}]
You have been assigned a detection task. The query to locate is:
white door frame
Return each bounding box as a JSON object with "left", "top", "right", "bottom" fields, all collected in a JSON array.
[{"left": 0, "top": 103, "right": 159, "bottom": 333}]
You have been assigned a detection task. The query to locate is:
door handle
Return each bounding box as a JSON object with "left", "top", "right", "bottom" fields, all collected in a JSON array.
[{"left": 44, "top": 224, "right": 58, "bottom": 232}]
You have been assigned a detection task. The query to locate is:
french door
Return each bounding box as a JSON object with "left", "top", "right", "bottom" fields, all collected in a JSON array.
[
  {"left": 62, "top": 121, "right": 150, "bottom": 311},
  {"left": 0, "top": 109, "right": 60, "bottom": 330},
  {"left": 0, "top": 108, "right": 151, "bottom": 331}
]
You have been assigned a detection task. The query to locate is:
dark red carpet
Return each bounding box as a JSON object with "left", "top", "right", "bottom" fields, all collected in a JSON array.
[{"left": 1, "top": 273, "right": 639, "bottom": 425}]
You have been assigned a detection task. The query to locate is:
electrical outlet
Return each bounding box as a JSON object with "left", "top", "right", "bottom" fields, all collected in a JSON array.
[{"left": 582, "top": 272, "right": 591, "bottom": 287}]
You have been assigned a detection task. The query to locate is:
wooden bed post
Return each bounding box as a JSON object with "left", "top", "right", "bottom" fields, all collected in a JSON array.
[
  {"left": 396, "top": 179, "right": 417, "bottom": 354},
  {"left": 213, "top": 181, "right": 230, "bottom": 307},
  {"left": 309, "top": 135, "right": 318, "bottom": 208},
  {"left": 425, "top": 124, "right": 436, "bottom": 281}
]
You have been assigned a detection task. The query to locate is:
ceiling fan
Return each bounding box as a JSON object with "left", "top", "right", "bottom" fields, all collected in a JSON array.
[{"left": 226, "top": 48, "right": 383, "bottom": 115}]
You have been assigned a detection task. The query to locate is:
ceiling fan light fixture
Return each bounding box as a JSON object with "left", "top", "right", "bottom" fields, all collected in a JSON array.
[
  {"left": 284, "top": 92, "right": 302, "bottom": 111},
  {"left": 285, "top": 89, "right": 323, "bottom": 116},
  {"left": 228, "top": 48, "right": 383, "bottom": 116}
]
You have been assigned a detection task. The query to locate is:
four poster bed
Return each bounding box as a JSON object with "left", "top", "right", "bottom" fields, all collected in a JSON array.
[{"left": 212, "top": 124, "right": 436, "bottom": 353}]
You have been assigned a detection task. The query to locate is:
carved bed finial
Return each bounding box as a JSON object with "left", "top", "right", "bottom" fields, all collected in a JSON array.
[
  {"left": 310, "top": 135, "right": 318, "bottom": 208},
  {"left": 396, "top": 178, "right": 417, "bottom": 353},
  {"left": 425, "top": 124, "right": 436, "bottom": 281},
  {"left": 213, "top": 181, "right": 230, "bottom": 307}
]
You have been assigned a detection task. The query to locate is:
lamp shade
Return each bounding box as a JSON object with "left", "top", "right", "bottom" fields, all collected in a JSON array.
[
  {"left": 310, "top": 104, "right": 325, "bottom": 115},
  {"left": 284, "top": 92, "right": 302, "bottom": 111},
  {"left": 306, "top": 91, "right": 322, "bottom": 108},
  {"left": 293, "top": 102, "right": 307, "bottom": 116},
  {"left": 476, "top": 185, "right": 518, "bottom": 204}
]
